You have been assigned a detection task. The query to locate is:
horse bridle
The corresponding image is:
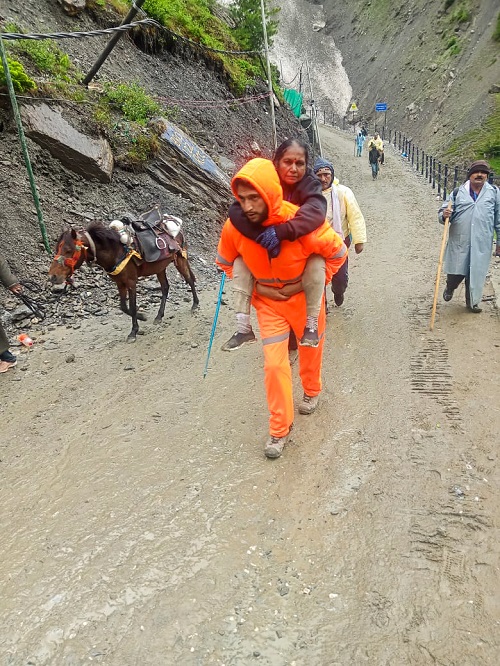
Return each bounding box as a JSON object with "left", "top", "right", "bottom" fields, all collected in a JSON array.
[{"left": 53, "top": 230, "right": 98, "bottom": 281}]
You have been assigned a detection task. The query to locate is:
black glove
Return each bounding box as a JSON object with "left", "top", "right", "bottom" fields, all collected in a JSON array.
[{"left": 256, "top": 226, "right": 281, "bottom": 258}]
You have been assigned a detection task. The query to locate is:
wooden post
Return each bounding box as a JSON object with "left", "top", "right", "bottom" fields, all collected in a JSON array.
[
  {"left": 83, "top": 0, "right": 146, "bottom": 85},
  {"left": 430, "top": 200, "right": 453, "bottom": 330}
]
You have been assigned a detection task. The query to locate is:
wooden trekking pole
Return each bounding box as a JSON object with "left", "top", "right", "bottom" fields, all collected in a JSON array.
[{"left": 429, "top": 199, "right": 453, "bottom": 330}]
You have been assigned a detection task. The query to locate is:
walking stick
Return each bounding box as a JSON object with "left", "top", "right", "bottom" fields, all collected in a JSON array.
[
  {"left": 203, "top": 271, "right": 226, "bottom": 378},
  {"left": 429, "top": 200, "right": 453, "bottom": 330}
]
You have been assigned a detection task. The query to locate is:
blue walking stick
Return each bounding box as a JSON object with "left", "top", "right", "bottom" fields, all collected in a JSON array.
[{"left": 203, "top": 271, "right": 226, "bottom": 378}]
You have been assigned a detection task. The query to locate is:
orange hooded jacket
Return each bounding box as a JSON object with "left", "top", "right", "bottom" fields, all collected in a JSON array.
[{"left": 216, "top": 158, "right": 347, "bottom": 289}]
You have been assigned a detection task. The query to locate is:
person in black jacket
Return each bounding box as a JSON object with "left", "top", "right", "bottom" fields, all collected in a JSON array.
[
  {"left": 368, "top": 144, "right": 381, "bottom": 179},
  {"left": 221, "top": 138, "right": 330, "bottom": 353}
]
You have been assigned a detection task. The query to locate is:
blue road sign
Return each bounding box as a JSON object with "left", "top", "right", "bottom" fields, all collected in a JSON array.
[{"left": 375, "top": 103, "right": 388, "bottom": 112}]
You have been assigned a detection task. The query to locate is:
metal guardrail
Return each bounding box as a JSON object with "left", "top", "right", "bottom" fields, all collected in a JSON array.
[
  {"left": 320, "top": 112, "right": 499, "bottom": 199},
  {"left": 386, "top": 128, "right": 499, "bottom": 199}
]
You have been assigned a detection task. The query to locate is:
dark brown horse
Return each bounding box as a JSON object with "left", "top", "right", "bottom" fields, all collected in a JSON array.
[{"left": 48, "top": 222, "right": 199, "bottom": 342}]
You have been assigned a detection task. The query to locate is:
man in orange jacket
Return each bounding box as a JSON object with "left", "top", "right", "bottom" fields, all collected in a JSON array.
[{"left": 216, "top": 158, "right": 347, "bottom": 458}]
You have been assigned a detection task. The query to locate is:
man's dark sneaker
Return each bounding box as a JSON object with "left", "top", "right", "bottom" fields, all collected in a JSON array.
[
  {"left": 333, "top": 292, "right": 344, "bottom": 307},
  {"left": 221, "top": 330, "right": 256, "bottom": 351},
  {"left": 0, "top": 350, "right": 17, "bottom": 363},
  {"left": 468, "top": 304, "right": 482, "bottom": 313},
  {"left": 442, "top": 287, "right": 454, "bottom": 302},
  {"left": 299, "top": 325, "right": 319, "bottom": 347}
]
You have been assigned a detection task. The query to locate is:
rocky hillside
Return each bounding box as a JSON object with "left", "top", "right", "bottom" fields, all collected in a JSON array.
[
  {"left": 0, "top": 0, "right": 303, "bottom": 282},
  {"left": 320, "top": 0, "right": 500, "bottom": 165}
]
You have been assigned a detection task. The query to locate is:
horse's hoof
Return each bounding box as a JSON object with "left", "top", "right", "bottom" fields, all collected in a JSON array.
[
  {"left": 153, "top": 317, "right": 163, "bottom": 325},
  {"left": 191, "top": 304, "right": 200, "bottom": 313},
  {"left": 137, "top": 313, "right": 147, "bottom": 321},
  {"left": 127, "top": 336, "right": 137, "bottom": 343}
]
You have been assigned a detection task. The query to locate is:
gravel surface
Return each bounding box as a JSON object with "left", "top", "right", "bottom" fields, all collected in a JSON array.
[{"left": 1, "top": 126, "right": 499, "bottom": 665}]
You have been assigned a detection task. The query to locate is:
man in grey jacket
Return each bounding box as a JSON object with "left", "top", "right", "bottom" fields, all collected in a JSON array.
[
  {"left": 0, "top": 252, "right": 22, "bottom": 373},
  {"left": 439, "top": 160, "right": 500, "bottom": 313}
]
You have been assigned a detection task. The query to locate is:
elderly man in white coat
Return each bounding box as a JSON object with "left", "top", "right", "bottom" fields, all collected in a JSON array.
[
  {"left": 439, "top": 160, "right": 500, "bottom": 313},
  {"left": 313, "top": 157, "right": 367, "bottom": 306}
]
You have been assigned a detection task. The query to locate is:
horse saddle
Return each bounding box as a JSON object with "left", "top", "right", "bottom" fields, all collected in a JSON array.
[{"left": 131, "top": 205, "right": 181, "bottom": 263}]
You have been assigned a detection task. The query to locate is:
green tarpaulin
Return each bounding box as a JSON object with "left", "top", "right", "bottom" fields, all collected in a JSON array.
[{"left": 284, "top": 89, "right": 303, "bottom": 118}]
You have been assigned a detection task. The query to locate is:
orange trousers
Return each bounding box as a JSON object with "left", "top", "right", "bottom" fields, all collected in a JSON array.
[{"left": 253, "top": 290, "right": 326, "bottom": 438}]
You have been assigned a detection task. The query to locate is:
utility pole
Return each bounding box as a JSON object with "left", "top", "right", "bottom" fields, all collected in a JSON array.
[
  {"left": 260, "top": 0, "right": 277, "bottom": 150},
  {"left": 305, "top": 59, "right": 322, "bottom": 156},
  {"left": 83, "top": 0, "right": 146, "bottom": 85}
]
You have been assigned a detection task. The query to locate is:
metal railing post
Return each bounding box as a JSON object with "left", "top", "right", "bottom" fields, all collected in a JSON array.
[
  {"left": 443, "top": 164, "right": 448, "bottom": 200},
  {"left": 453, "top": 166, "right": 459, "bottom": 190},
  {"left": 437, "top": 161, "right": 442, "bottom": 196}
]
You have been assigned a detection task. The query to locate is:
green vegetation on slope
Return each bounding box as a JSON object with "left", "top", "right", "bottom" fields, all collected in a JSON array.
[
  {"left": 4, "top": 25, "right": 78, "bottom": 82},
  {"left": 230, "top": 0, "right": 279, "bottom": 52},
  {"left": 0, "top": 56, "right": 36, "bottom": 92},
  {"left": 0, "top": 23, "right": 171, "bottom": 170},
  {"left": 128, "top": 0, "right": 279, "bottom": 94},
  {"left": 445, "top": 95, "right": 500, "bottom": 174},
  {"left": 94, "top": 82, "right": 170, "bottom": 169},
  {"left": 494, "top": 12, "right": 500, "bottom": 42}
]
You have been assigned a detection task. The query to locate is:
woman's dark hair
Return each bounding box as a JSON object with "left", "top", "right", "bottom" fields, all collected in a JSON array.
[{"left": 273, "top": 138, "right": 310, "bottom": 167}]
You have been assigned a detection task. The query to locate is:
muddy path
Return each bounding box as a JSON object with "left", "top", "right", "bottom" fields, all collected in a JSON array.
[{"left": 1, "top": 128, "right": 499, "bottom": 665}]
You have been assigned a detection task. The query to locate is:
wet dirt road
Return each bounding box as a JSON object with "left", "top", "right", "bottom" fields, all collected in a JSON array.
[{"left": 1, "top": 127, "right": 499, "bottom": 665}]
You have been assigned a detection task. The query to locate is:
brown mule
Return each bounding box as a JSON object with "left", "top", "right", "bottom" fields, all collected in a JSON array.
[{"left": 48, "top": 223, "right": 199, "bottom": 342}]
